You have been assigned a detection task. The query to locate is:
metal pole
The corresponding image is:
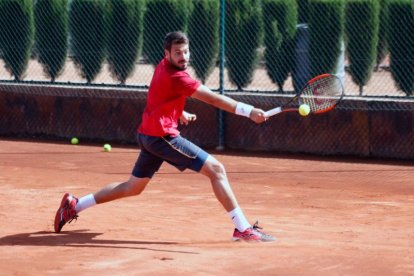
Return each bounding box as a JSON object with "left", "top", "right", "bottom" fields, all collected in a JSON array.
[{"left": 217, "top": 0, "right": 225, "bottom": 151}]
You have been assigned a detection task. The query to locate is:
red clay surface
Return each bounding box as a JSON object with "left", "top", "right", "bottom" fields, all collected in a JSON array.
[{"left": 1, "top": 139, "right": 413, "bottom": 275}]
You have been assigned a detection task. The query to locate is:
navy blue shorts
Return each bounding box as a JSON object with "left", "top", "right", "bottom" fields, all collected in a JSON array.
[{"left": 132, "top": 133, "right": 209, "bottom": 178}]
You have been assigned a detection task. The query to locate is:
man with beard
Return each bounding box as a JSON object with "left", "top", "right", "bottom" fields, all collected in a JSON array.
[{"left": 54, "top": 31, "right": 275, "bottom": 242}]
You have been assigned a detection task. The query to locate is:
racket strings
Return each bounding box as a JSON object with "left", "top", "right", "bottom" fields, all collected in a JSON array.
[{"left": 301, "top": 76, "right": 343, "bottom": 112}]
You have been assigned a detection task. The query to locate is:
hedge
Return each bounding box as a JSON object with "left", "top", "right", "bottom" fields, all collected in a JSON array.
[
  {"left": 309, "top": 0, "right": 345, "bottom": 77},
  {"left": 69, "top": 0, "right": 107, "bottom": 83},
  {"left": 188, "top": 0, "right": 219, "bottom": 84},
  {"left": 263, "top": 0, "right": 297, "bottom": 92},
  {"left": 0, "top": 0, "right": 34, "bottom": 81},
  {"left": 34, "top": 0, "right": 68, "bottom": 82},
  {"left": 142, "top": 0, "right": 189, "bottom": 66},
  {"left": 107, "top": 0, "right": 145, "bottom": 84},
  {"left": 388, "top": 0, "right": 414, "bottom": 96},
  {"left": 345, "top": 0, "right": 380, "bottom": 95},
  {"left": 225, "top": 0, "right": 263, "bottom": 90}
]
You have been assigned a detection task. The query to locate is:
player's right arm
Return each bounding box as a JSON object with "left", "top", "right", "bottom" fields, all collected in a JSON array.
[{"left": 191, "top": 84, "right": 267, "bottom": 124}]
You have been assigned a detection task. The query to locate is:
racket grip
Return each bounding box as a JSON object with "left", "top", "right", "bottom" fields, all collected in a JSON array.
[{"left": 264, "top": 107, "right": 282, "bottom": 117}]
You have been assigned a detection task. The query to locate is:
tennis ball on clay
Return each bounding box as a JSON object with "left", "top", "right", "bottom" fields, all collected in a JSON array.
[
  {"left": 103, "top": 144, "right": 112, "bottom": 152},
  {"left": 71, "top": 137, "right": 79, "bottom": 145},
  {"left": 298, "top": 104, "right": 310, "bottom": 116}
]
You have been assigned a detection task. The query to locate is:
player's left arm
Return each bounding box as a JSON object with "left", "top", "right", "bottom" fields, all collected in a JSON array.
[{"left": 191, "top": 84, "right": 267, "bottom": 123}]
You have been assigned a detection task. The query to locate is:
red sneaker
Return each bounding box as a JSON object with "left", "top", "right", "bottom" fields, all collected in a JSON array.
[
  {"left": 232, "top": 221, "right": 276, "bottom": 242},
  {"left": 54, "top": 193, "right": 78, "bottom": 233}
]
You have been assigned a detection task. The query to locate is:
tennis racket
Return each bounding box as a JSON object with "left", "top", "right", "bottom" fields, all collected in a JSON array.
[{"left": 264, "top": 74, "right": 344, "bottom": 117}]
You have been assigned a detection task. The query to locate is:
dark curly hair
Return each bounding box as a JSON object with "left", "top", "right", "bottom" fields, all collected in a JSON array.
[{"left": 163, "top": 31, "right": 189, "bottom": 51}]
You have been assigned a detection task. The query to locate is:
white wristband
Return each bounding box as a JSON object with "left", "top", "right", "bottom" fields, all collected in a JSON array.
[{"left": 235, "top": 102, "right": 254, "bottom": 118}]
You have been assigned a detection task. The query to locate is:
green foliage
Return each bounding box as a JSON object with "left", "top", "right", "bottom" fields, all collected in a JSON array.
[
  {"left": 226, "top": 0, "right": 263, "bottom": 90},
  {"left": 188, "top": 0, "right": 219, "bottom": 84},
  {"left": 263, "top": 0, "right": 298, "bottom": 92},
  {"left": 297, "top": 0, "right": 309, "bottom": 23},
  {"left": 345, "top": 0, "right": 380, "bottom": 94},
  {"left": 107, "top": 0, "right": 145, "bottom": 84},
  {"left": 0, "top": 0, "right": 34, "bottom": 80},
  {"left": 308, "top": 0, "right": 345, "bottom": 77},
  {"left": 142, "top": 0, "right": 189, "bottom": 66},
  {"left": 376, "top": 0, "right": 389, "bottom": 69},
  {"left": 34, "top": 0, "right": 68, "bottom": 82},
  {"left": 388, "top": 0, "right": 414, "bottom": 96},
  {"left": 69, "top": 0, "right": 107, "bottom": 83}
]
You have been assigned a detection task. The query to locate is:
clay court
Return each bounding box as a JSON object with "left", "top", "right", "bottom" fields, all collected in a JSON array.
[{"left": 0, "top": 139, "right": 413, "bottom": 275}]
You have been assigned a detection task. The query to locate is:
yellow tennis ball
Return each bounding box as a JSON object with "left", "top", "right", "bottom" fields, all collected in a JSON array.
[
  {"left": 299, "top": 104, "right": 310, "bottom": 116},
  {"left": 71, "top": 137, "right": 79, "bottom": 145},
  {"left": 103, "top": 144, "right": 112, "bottom": 152}
]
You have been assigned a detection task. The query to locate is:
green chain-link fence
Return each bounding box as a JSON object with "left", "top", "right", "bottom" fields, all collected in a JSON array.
[
  {"left": 1, "top": 0, "right": 414, "bottom": 96},
  {"left": 1, "top": 0, "right": 414, "bottom": 159}
]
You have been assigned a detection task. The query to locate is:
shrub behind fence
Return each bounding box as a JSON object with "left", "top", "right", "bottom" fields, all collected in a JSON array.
[{"left": 0, "top": 0, "right": 413, "bottom": 97}]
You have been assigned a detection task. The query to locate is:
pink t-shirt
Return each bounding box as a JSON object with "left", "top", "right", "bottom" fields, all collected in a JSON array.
[{"left": 138, "top": 58, "right": 201, "bottom": 136}]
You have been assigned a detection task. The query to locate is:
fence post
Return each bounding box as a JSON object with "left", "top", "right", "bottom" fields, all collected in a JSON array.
[{"left": 217, "top": 0, "right": 225, "bottom": 151}]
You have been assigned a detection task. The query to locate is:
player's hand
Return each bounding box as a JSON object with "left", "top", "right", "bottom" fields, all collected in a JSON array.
[
  {"left": 249, "top": 108, "right": 268, "bottom": 124},
  {"left": 180, "top": 111, "right": 197, "bottom": 125}
]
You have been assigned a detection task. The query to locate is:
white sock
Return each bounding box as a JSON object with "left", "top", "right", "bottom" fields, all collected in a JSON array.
[
  {"left": 75, "top": 194, "right": 96, "bottom": 213},
  {"left": 228, "top": 207, "right": 251, "bottom": 232}
]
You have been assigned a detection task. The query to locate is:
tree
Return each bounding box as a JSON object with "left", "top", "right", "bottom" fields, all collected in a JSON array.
[
  {"left": 142, "top": 0, "right": 189, "bottom": 66},
  {"left": 345, "top": 0, "right": 380, "bottom": 95},
  {"left": 388, "top": 0, "right": 414, "bottom": 96},
  {"left": 309, "top": 0, "right": 345, "bottom": 77},
  {"left": 107, "top": 0, "right": 145, "bottom": 84},
  {"left": 188, "top": 0, "right": 219, "bottom": 84},
  {"left": 0, "top": 0, "right": 34, "bottom": 81},
  {"left": 69, "top": 0, "right": 107, "bottom": 83},
  {"left": 297, "top": 0, "right": 309, "bottom": 24},
  {"left": 226, "top": 0, "right": 263, "bottom": 90},
  {"left": 263, "top": 0, "right": 297, "bottom": 92},
  {"left": 34, "top": 0, "right": 68, "bottom": 82}
]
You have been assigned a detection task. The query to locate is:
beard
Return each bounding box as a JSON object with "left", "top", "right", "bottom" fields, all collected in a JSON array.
[{"left": 169, "top": 57, "right": 188, "bottom": 70}]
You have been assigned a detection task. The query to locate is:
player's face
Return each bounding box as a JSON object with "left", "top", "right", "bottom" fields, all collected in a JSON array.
[{"left": 165, "top": 43, "right": 190, "bottom": 70}]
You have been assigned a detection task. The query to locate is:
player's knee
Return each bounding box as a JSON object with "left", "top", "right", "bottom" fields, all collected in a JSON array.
[
  {"left": 215, "top": 161, "right": 226, "bottom": 175},
  {"left": 209, "top": 161, "right": 227, "bottom": 180},
  {"left": 201, "top": 156, "right": 227, "bottom": 181}
]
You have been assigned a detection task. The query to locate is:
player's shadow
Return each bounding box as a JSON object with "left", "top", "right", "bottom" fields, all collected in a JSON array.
[{"left": 0, "top": 230, "right": 198, "bottom": 255}]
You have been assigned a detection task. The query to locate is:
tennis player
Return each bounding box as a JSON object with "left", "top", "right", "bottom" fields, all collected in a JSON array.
[{"left": 54, "top": 31, "right": 275, "bottom": 242}]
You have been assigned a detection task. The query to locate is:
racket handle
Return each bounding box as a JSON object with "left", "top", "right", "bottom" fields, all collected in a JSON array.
[{"left": 264, "top": 107, "right": 282, "bottom": 117}]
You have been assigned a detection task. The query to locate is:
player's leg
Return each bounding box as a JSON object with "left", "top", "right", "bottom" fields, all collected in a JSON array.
[
  {"left": 199, "top": 156, "right": 276, "bottom": 242},
  {"left": 198, "top": 156, "right": 250, "bottom": 229},
  {"left": 92, "top": 175, "right": 150, "bottom": 204},
  {"left": 54, "top": 175, "right": 150, "bottom": 233},
  {"left": 54, "top": 138, "right": 163, "bottom": 233},
  {"left": 155, "top": 134, "right": 275, "bottom": 242},
  {"left": 139, "top": 134, "right": 238, "bottom": 211},
  {"left": 198, "top": 155, "right": 238, "bottom": 211}
]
